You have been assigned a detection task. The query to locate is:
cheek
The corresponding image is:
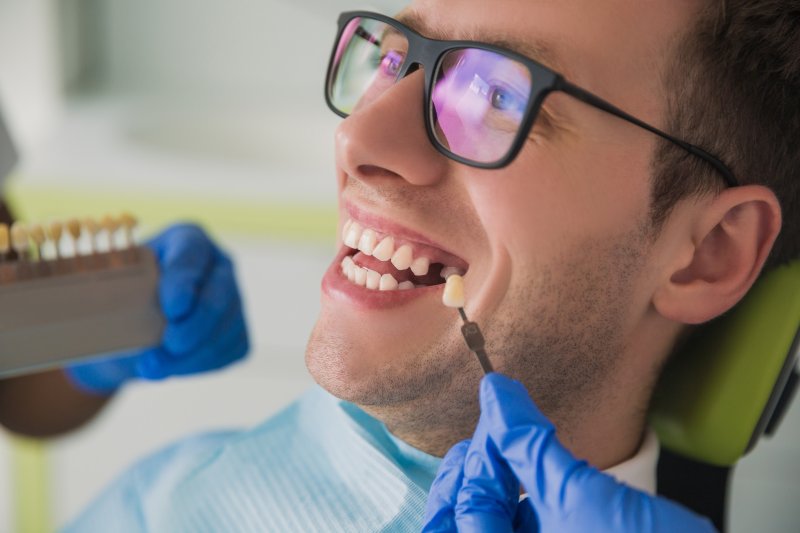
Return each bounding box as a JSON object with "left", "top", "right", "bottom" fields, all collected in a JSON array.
[
  {"left": 466, "top": 155, "right": 579, "bottom": 264},
  {"left": 468, "top": 146, "right": 650, "bottom": 262}
]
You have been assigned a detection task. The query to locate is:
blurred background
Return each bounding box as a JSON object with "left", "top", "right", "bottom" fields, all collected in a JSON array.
[{"left": 0, "top": 0, "right": 797, "bottom": 531}]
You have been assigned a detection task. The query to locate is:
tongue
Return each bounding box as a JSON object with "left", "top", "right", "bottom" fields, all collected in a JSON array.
[{"left": 353, "top": 252, "right": 412, "bottom": 282}]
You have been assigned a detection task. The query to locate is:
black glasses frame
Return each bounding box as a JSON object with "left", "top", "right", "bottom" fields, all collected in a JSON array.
[{"left": 325, "top": 11, "right": 738, "bottom": 187}]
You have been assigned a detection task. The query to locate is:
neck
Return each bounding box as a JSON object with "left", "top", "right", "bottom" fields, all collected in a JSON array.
[{"left": 360, "top": 315, "right": 677, "bottom": 466}]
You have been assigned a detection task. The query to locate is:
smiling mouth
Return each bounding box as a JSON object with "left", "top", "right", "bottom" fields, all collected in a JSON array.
[{"left": 339, "top": 218, "right": 469, "bottom": 291}]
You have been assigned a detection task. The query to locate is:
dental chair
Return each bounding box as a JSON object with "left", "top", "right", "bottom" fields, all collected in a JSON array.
[{"left": 649, "top": 260, "right": 800, "bottom": 532}]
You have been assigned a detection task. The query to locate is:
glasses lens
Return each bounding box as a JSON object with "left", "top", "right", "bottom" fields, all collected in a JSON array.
[
  {"left": 328, "top": 17, "right": 409, "bottom": 114},
  {"left": 431, "top": 48, "right": 533, "bottom": 165}
]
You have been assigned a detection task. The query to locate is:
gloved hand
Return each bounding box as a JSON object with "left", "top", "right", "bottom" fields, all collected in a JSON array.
[
  {"left": 66, "top": 224, "right": 249, "bottom": 395},
  {"left": 422, "top": 373, "right": 717, "bottom": 533}
]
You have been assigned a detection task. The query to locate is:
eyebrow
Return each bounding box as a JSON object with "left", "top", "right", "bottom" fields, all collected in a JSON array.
[{"left": 395, "top": 10, "right": 567, "bottom": 76}]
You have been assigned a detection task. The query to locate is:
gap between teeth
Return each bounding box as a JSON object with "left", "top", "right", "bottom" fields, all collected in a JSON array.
[{"left": 341, "top": 219, "right": 465, "bottom": 291}]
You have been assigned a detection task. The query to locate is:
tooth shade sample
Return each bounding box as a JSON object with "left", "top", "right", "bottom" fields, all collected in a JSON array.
[
  {"left": 10, "top": 223, "right": 29, "bottom": 253},
  {"left": 66, "top": 218, "right": 82, "bottom": 240},
  {"left": 344, "top": 222, "right": 362, "bottom": 248},
  {"left": 83, "top": 218, "right": 99, "bottom": 237},
  {"left": 379, "top": 273, "right": 399, "bottom": 291},
  {"left": 443, "top": 274, "right": 466, "bottom": 308},
  {"left": 410, "top": 257, "right": 430, "bottom": 276},
  {"left": 366, "top": 269, "right": 381, "bottom": 290},
  {"left": 120, "top": 212, "right": 138, "bottom": 231},
  {"left": 357, "top": 229, "right": 377, "bottom": 256},
  {"left": 398, "top": 281, "right": 414, "bottom": 290},
  {"left": 47, "top": 221, "right": 63, "bottom": 243},
  {"left": 440, "top": 266, "right": 464, "bottom": 280},
  {"left": 354, "top": 266, "right": 368, "bottom": 286},
  {"left": 102, "top": 214, "right": 119, "bottom": 234},
  {"left": 372, "top": 236, "right": 395, "bottom": 262},
  {"left": 0, "top": 224, "right": 9, "bottom": 254},
  {"left": 391, "top": 244, "right": 413, "bottom": 270},
  {"left": 28, "top": 224, "right": 46, "bottom": 246}
]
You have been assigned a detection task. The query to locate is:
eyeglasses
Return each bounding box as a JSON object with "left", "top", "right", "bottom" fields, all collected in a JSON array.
[{"left": 325, "top": 11, "right": 738, "bottom": 187}]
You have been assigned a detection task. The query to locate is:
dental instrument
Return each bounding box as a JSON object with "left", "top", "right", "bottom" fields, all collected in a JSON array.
[
  {"left": 0, "top": 213, "right": 164, "bottom": 377},
  {"left": 443, "top": 274, "right": 494, "bottom": 374}
]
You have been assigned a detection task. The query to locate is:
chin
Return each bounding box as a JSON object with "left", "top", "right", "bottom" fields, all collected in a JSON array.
[{"left": 304, "top": 309, "right": 467, "bottom": 407}]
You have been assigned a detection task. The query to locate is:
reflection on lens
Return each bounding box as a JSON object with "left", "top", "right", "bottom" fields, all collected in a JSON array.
[
  {"left": 328, "top": 17, "right": 409, "bottom": 114},
  {"left": 432, "top": 48, "right": 532, "bottom": 164}
]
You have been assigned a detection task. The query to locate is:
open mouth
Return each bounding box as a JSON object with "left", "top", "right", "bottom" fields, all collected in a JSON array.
[{"left": 339, "top": 219, "right": 469, "bottom": 291}]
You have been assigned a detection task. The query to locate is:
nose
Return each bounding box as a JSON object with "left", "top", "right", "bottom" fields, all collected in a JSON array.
[{"left": 335, "top": 69, "right": 449, "bottom": 187}]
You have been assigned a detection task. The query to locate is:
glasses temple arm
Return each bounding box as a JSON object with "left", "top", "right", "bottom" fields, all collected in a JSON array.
[{"left": 557, "top": 80, "right": 738, "bottom": 188}]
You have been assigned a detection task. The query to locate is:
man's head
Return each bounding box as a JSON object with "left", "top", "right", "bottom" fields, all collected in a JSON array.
[{"left": 306, "top": 0, "right": 794, "bottom": 462}]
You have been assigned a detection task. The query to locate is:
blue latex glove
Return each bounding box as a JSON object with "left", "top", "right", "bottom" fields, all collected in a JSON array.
[
  {"left": 423, "top": 373, "right": 717, "bottom": 533},
  {"left": 66, "top": 224, "right": 249, "bottom": 395}
]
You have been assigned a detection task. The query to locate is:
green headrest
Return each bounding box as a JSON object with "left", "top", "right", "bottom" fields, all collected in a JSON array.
[{"left": 649, "top": 260, "right": 800, "bottom": 467}]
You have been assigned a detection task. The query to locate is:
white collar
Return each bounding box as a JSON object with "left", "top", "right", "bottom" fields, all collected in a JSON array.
[{"left": 602, "top": 428, "right": 660, "bottom": 495}]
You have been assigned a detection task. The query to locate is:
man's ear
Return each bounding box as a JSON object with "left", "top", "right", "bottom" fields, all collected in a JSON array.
[{"left": 653, "top": 185, "right": 782, "bottom": 325}]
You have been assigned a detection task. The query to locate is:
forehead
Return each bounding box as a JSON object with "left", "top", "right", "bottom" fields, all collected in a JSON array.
[
  {"left": 396, "top": 7, "right": 564, "bottom": 75},
  {"left": 401, "top": 0, "right": 696, "bottom": 96}
]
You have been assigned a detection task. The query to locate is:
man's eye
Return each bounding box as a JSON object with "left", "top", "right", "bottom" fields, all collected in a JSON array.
[
  {"left": 380, "top": 50, "right": 404, "bottom": 76},
  {"left": 489, "top": 85, "right": 523, "bottom": 112},
  {"left": 489, "top": 86, "right": 516, "bottom": 111}
]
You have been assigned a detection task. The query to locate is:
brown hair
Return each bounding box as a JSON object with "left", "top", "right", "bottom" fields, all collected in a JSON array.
[{"left": 652, "top": 0, "right": 800, "bottom": 269}]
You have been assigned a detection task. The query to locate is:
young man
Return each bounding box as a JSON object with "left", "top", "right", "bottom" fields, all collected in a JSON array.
[{"left": 63, "top": 0, "right": 799, "bottom": 531}]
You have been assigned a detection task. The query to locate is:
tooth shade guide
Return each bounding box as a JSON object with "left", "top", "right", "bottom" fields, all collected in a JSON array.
[
  {"left": 442, "top": 274, "right": 466, "bottom": 308},
  {"left": 0, "top": 213, "right": 144, "bottom": 283},
  {"left": 0, "top": 246, "right": 164, "bottom": 377}
]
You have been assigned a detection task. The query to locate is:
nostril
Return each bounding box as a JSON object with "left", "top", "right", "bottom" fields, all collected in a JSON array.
[{"left": 357, "top": 165, "right": 403, "bottom": 180}]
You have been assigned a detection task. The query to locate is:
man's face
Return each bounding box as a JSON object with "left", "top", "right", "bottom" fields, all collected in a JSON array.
[{"left": 307, "top": 0, "right": 695, "bottom": 442}]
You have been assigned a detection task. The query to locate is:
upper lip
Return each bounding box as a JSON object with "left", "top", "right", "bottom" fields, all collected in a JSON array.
[{"left": 343, "top": 200, "right": 470, "bottom": 271}]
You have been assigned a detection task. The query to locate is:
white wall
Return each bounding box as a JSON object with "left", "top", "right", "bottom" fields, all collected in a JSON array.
[{"left": 0, "top": 0, "right": 62, "bottom": 155}]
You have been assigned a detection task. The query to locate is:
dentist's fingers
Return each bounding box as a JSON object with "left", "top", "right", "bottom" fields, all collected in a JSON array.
[
  {"left": 479, "top": 373, "right": 716, "bottom": 533},
  {"left": 422, "top": 440, "right": 470, "bottom": 532},
  {"left": 161, "top": 253, "right": 242, "bottom": 356},
  {"left": 137, "top": 307, "right": 249, "bottom": 379},
  {"left": 479, "top": 373, "right": 619, "bottom": 520},
  {"left": 453, "top": 404, "right": 520, "bottom": 533},
  {"left": 149, "top": 224, "right": 217, "bottom": 322}
]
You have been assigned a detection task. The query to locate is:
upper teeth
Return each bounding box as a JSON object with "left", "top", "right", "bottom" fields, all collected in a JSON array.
[
  {"left": 342, "top": 220, "right": 432, "bottom": 276},
  {"left": 339, "top": 218, "right": 466, "bottom": 291}
]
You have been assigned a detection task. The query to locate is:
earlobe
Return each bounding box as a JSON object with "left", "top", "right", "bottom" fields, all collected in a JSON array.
[{"left": 653, "top": 185, "right": 782, "bottom": 325}]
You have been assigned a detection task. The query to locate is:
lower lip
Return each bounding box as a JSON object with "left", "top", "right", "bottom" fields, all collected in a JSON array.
[{"left": 321, "top": 248, "right": 443, "bottom": 310}]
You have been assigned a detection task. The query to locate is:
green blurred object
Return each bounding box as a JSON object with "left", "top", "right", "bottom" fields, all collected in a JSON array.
[
  {"left": 4, "top": 180, "right": 338, "bottom": 245},
  {"left": 11, "top": 436, "right": 51, "bottom": 533},
  {"left": 650, "top": 261, "right": 800, "bottom": 466}
]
